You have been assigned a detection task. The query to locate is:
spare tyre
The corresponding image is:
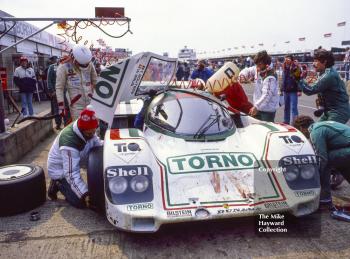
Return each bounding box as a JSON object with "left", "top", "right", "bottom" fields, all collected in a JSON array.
[{"left": 0, "top": 164, "right": 46, "bottom": 216}]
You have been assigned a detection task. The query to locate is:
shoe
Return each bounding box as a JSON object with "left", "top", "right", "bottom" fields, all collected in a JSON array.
[
  {"left": 48, "top": 180, "right": 59, "bottom": 200},
  {"left": 330, "top": 171, "right": 344, "bottom": 190},
  {"left": 55, "top": 125, "right": 62, "bottom": 130}
]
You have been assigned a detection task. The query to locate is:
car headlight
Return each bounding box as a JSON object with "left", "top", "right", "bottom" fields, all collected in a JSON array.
[
  {"left": 130, "top": 175, "right": 149, "bottom": 193},
  {"left": 109, "top": 177, "right": 128, "bottom": 194},
  {"left": 300, "top": 164, "right": 316, "bottom": 180},
  {"left": 284, "top": 165, "right": 299, "bottom": 181}
]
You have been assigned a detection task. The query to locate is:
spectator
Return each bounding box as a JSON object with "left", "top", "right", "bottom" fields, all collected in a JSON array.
[
  {"left": 13, "top": 56, "right": 37, "bottom": 117},
  {"left": 239, "top": 50, "right": 279, "bottom": 122},
  {"left": 190, "top": 60, "right": 214, "bottom": 83},
  {"left": 56, "top": 45, "right": 97, "bottom": 121},
  {"left": 298, "top": 49, "right": 350, "bottom": 123},
  {"left": 343, "top": 47, "right": 350, "bottom": 81},
  {"left": 293, "top": 115, "right": 350, "bottom": 209},
  {"left": 183, "top": 62, "right": 190, "bottom": 81},
  {"left": 47, "top": 56, "right": 62, "bottom": 130},
  {"left": 94, "top": 61, "right": 102, "bottom": 76},
  {"left": 281, "top": 55, "right": 302, "bottom": 124},
  {"left": 47, "top": 106, "right": 103, "bottom": 208},
  {"left": 176, "top": 62, "right": 185, "bottom": 81}
]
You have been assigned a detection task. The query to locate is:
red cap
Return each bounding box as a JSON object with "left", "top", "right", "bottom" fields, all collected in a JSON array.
[{"left": 77, "top": 106, "right": 98, "bottom": 130}]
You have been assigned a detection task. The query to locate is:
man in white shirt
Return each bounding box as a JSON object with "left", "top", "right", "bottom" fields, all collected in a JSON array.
[{"left": 239, "top": 51, "right": 279, "bottom": 122}]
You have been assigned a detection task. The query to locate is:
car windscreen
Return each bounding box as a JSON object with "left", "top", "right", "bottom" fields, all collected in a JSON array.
[
  {"left": 147, "top": 92, "right": 234, "bottom": 138},
  {"left": 135, "top": 57, "right": 177, "bottom": 96}
]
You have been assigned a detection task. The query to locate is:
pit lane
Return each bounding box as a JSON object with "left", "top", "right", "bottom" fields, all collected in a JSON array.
[{"left": 1, "top": 86, "right": 350, "bottom": 258}]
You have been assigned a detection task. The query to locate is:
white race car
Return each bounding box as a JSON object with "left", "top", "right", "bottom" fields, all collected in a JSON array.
[{"left": 87, "top": 52, "right": 320, "bottom": 232}]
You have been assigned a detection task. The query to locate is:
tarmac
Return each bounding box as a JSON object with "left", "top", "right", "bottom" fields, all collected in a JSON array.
[{"left": 1, "top": 86, "right": 350, "bottom": 259}]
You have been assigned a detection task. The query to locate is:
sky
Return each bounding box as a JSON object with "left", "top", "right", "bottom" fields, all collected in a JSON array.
[{"left": 1, "top": 0, "right": 350, "bottom": 58}]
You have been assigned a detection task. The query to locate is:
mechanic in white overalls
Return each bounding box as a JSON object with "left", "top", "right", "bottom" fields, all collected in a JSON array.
[{"left": 56, "top": 45, "right": 97, "bottom": 120}]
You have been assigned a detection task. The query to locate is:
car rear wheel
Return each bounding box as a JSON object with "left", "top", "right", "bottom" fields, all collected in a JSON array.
[
  {"left": 87, "top": 146, "right": 105, "bottom": 214},
  {"left": 0, "top": 164, "right": 46, "bottom": 216}
]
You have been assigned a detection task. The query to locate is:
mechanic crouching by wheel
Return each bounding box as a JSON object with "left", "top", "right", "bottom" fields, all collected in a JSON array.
[
  {"left": 293, "top": 115, "right": 350, "bottom": 210},
  {"left": 47, "top": 106, "right": 103, "bottom": 208},
  {"left": 298, "top": 49, "right": 350, "bottom": 124}
]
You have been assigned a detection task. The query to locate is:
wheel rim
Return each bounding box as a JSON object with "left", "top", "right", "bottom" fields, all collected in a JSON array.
[{"left": 0, "top": 165, "right": 33, "bottom": 181}]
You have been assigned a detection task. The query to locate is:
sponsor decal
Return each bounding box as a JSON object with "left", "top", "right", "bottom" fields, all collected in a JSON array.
[
  {"left": 279, "top": 135, "right": 304, "bottom": 144},
  {"left": 114, "top": 142, "right": 141, "bottom": 152},
  {"left": 218, "top": 207, "right": 261, "bottom": 214},
  {"left": 94, "top": 65, "right": 122, "bottom": 106},
  {"left": 280, "top": 155, "right": 320, "bottom": 167},
  {"left": 166, "top": 210, "right": 192, "bottom": 218},
  {"left": 264, "top": 201, "right": 289, "bottom": 209},
  {"left": 167, "top": 152, "right": 259, "bottom": 174},
  {"left": 106, "top": 166, "right": 149, "bottom": 178},
  {"left": 127, "top": 203, "right": 154, "bottom": 211},
  {"left": 294, "top": 190, "right": 316, "bottom": 197},
  {"left": 113, "top": 142, "right": 142, "bottom": 163},
  {"left": 278, "top": 135, "right": 305, "bottom": 154},
  {"left": 131, "top": 64, "right": 146, "bottom": 95},
  {"left": 105, "top": 165, "right": 154, "bottom": 205}
]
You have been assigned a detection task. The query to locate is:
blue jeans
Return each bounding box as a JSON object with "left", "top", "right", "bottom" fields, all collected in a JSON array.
[
  {"left": 20, "top": 92, "right": 34, "bottom": 116},
  {"left": 344, "top": 62, "right": 350, "bottom": 81},
  {"left": 56, "top": 178, "right": 86, "bottom": 209},
  {"left": 283, "top": 92, "right": 298, "bottom": 124}
]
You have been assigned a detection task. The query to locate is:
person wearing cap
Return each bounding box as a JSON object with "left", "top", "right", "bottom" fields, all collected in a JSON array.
[
  {"left": 239, "top": 50, "right": 279, "bottom": 122},
  {"left": 190, "top": 60, "right": 214, "bottom": 83},
  {"left": 55, "top": 45, "right": 97, "bottom": 121},
  {"left": 47, "top": 106, "right": 103, "bottom": 208},
  {"left": 13, "top": 56, "right": 37, "bottom": 117},
  {"left": 298, "top": 48, "right": 350, "bottom": 123},
  {"left": 293, "top": 115, "right": 350, "bottom": 210}
]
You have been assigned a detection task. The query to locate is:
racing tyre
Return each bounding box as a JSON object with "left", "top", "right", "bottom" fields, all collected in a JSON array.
[
  {"left": 0, "top": 164, "right": 46, "bottom": 216},
  {"left": 87, "top": 146, "right": 105, "bottom": 214}
]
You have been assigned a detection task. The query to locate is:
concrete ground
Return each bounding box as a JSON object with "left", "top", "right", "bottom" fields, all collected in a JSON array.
[
  {"left": 4, "top": 98, "right": 51, "bottom": 126},
  {"left": 1, "top": 87, "right": 350, "bottom": 259}
]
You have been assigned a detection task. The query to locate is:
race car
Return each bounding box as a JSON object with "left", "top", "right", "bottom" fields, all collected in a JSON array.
[{"left": 88, "top": 52, "right": 321, "bottom": 232}]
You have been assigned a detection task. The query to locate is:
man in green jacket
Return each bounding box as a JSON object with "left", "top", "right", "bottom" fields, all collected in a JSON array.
[
  {"left": 298, "top": 49, "right": 350, "bottom": 123},
  {"left": 293, "top": 115, "right": 350, "bottom": 208}
]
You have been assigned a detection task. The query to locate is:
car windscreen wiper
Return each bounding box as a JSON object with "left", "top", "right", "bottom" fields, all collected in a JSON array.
[{"left": 194, "top": 114, "right": 221, "bottom": 139}]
